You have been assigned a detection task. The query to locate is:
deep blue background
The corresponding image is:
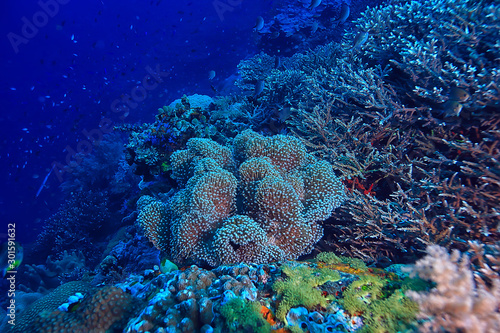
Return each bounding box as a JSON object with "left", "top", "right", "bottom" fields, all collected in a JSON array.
[{"left": 0, "top": 0, "right": 273, "bottom": 243}]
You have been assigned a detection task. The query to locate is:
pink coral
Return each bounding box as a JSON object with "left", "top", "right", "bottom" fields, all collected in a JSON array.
[
  {"left": 137, "top": 130, "right": 346, "bottom": 266},
  {"left": 137, "top": 201, "right": 168, "bottom": 251},
  {"left": 407, "top": 245, "right": 500, "bottom": 333}
]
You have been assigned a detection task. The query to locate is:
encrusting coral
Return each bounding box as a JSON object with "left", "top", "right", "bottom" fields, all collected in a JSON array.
[
  {"left": 272, "top": 263, "right": 340, "bottom": 323},
  {"left": 137, "top": 130, "right": 346, "bottom": 266},
  {"left": 33, "top": 286, "right": 134, "bottom": 333},
  {"left": 8, "top": 281, "right": 90, "bottom": 333}
]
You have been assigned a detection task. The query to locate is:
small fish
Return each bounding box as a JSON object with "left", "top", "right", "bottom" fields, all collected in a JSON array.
[
  {"left": 278, "top": 107, "right": 292, "bottom": 122},
  {"left": 449, "top": 87, "right": 470, "bottom": 102},
  {"left": 270, "top": 30, "right": 280, "bottom": 39},
  {"left": 254, "top": 80, "right": 265, "bottom": 97},
  {"left": 208, "top": 70, "right": 216, "bottom": 80},
  {"left": 352, "top": 31, "right": 369, "bottom": 50},
  {"left": 441, "top": 100, "right": 463, "bottom": 117},
  {"left": 311, "top": 21, "right": 319, "bottom": 34},
  {"left": 275, "top": 56, "right": 282, "bottom": 69},
  {"left": 1, "top": 242, "right": 24, "bottom": 277},
  {"left": 308, "top": 0, "right": 321, "bottom": 10},
  {"left": 210, "top": 84, "right": 219, "bottom": 94},
  {"left": 35, "top": 164, "right": 55, "bottom": 198},
  {"left": 254, "top": 16, "right": 264, "bottom": 31},
  {"left": 333, "top": 2, "right": 350, "bottom": 25}
]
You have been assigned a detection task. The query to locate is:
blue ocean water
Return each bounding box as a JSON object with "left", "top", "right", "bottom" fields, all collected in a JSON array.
[
  {"left": 3, "top": 0, "right": 498, "bottom": 332},
  {"left": 1, "top": 0, "right": 277, "bottom": 242}
]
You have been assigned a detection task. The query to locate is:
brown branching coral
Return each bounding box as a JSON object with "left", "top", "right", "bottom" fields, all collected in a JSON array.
[
  {"left": 410, "top": 123, "right": 500, "bottom": 244},
  {"left": 269, "top": 0, "right": 500, "bottom": 264},
  {"left": 137, "top": 130, "right": 346, "bottom": 266},
  {"left": 319, "top": 110, "right": 500, "bottom": 262}
]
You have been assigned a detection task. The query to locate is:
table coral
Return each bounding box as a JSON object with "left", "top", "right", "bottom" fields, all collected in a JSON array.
[{"left": 137, "top": 130, "right": 346, "bottom": 266}]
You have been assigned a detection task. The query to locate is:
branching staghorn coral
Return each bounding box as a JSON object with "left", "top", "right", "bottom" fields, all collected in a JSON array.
[
  {"left": 267, "top": 0, "right": 500, "bottom": 263},
  {"left": 409, "top": 122, "right": 500, "bottom": 244},
  {"left": 317, "top": 108, "right": 500, "bottom": 261},
  {"left": 235, "top": 52, "right": 276, "bottom": 93},
  {"left": 318, "top": 114, "right": 500, "bottom": 262},
  {"left": 353, "top": 0, "right": 500, "bottom": 111},
  {"left": 137, "top": 130, "right": 346, "bottom": 266}
]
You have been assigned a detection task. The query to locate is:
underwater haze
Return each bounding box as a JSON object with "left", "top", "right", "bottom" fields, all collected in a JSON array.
[
  {"left": 1, "top": 0, "right": 271, "bottom": 240},
  {"left": 1, "top": 0, "right": 500, "bottom": 332}
]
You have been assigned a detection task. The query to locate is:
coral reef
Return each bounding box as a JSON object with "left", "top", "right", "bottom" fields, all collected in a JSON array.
[
  {"left": 343, "top": 274, "right": 418, "bottom": 333},
  {"left": 61, "top": 133, "right": 137, "bottom": 197},
  {"left": 122, "top": 264, "right": 260, "bottom": 332},
  {"left": 355, "top": 0, "right": 499, "bottom": 112},
  {"left": 273, "top": 263, "right": 340, "bottom": 322},
  {"left": 34, "top": 191, "right": 111, "bottom": 267},
  {"left": 9, "top": 244, "right": 419, "bottom": 333},
  {"left": 15, "top": 1, "right": 500, "bottom": 332},
  {"left": 33, "top": 286, "right": 135, "bottom": 333},
  {"left": 19, "top": 251, "right": 88, "bottom": 293},
  {"left": 407, "top": 244, "right": 500, "bottom": 333},
  {"left": 116, "top": 254, "right": 417, "bottom": 332},
  {"left": 219, "top": 297, "right": 271, "bottom": 332},
  {"left": 137, "top": 130, "right": 346, "bottom": 266},
  {"left": 121, "top": 94, "right": 218, "bottom": 181},
  {"left": 236, "top": 0, "right": 500, "bottom": 263},
  {"left": 92, "top": 232, "right": 161, "bottom": 286},
  {"left": 7, "top": 281, "right": 90, "bottom": 333},
  {"left": 254, "top": 0, "right": 385, "bottom": 58}
]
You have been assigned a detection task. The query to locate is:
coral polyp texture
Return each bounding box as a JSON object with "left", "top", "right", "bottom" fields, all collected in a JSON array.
[
  {"left": 354, "top": 0, "right": 499, "bottom": 110},
  {"left": 34, "top": 286, "right": 134, "bottom": 333},
  {"left": 137, "top": 130, "right": 346, "bottom": 266}
]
